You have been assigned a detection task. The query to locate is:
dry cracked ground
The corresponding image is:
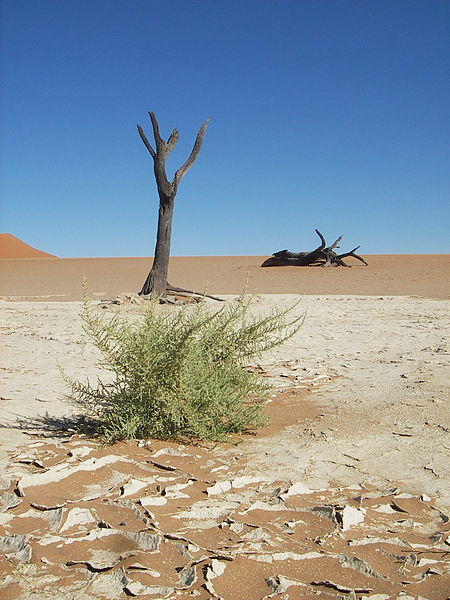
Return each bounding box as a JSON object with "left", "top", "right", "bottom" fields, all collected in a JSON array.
[{"left": 0, "top": 295, "right": 449, "bottom": 599}]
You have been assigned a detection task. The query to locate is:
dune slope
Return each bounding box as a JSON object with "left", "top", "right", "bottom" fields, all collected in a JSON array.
[{"left": 0, "top": 233, "right": 56, "bottom": 258}]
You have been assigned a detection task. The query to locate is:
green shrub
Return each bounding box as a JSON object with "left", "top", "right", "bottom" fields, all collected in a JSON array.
[{"left": 67, "top": 294, "right": 304, "bottom": 443}]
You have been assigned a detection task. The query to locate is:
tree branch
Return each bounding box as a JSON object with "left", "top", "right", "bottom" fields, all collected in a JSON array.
[
  {"left": 337, "top": 247, "right": 368, "bottom": 265},
  {"left": 327, "top": 235, "right": 343, "bottom": 251},
  {"left": 314, "top": 229, "right": 326, "bottom": 250},
  {"left": 166, "top": 128, "right": 179, "bottom": 155},
  {"left": 148, "top": 111, "right": 165, "bottom": 153},
  {"left": 137, "top": 125, "right": 156, "bottom": 158},
  {"left": 173, "top": 118, "right": 210, "bottom": 187}
]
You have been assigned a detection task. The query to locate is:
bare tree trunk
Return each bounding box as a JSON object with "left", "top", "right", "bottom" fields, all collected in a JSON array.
[
  {"left": 139, "top": 200, "right": 174, "bottom": 296},
  {"left": 137, "top": 112, "right": 209, "bottom": 297}
]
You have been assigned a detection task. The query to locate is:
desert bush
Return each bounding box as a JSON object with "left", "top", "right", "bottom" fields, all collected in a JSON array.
[{"left": 67, "top": 294, "right": 304, "bottom": 443}]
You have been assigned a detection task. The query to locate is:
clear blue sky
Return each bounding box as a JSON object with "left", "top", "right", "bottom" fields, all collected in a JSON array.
[{"left": 1, "top": 0, "right": 448, "bottom": 257}]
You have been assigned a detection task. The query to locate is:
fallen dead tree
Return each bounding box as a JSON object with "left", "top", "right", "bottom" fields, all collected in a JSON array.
[{"left": 261, "top": 229, "right": 368, "bottom": 268}]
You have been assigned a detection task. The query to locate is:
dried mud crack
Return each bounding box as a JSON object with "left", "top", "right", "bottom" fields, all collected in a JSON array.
[
  {"left": 1, "top": 294, "right": 449, "bottom": 598},
  {"left": 0, "top": 436, "right": 449, "bottom": 600}
]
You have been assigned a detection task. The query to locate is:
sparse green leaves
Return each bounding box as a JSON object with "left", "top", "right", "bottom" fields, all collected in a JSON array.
[{"left": 68, "top": 294, "right": 304, "bottom": 443}]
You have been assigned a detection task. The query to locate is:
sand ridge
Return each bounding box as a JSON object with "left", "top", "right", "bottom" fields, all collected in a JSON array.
[{"left": 0, "top": 234, "right": 56, "bottom": 259}]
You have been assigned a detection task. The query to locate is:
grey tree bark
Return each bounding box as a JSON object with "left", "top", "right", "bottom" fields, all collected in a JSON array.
[
  {"left": 137, "top": 112, "right": 209, "bottom": 297},
  {"left": 261, "top": 229, "right": 368, "bottom": 267}
]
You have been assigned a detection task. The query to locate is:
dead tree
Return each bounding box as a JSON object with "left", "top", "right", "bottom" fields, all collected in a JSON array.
[
  {"left": 137, "top": 112, "right": 209, "bottom": 297},
  {"left": 261, "top": 229, "right": 368, "bottom": 267}
]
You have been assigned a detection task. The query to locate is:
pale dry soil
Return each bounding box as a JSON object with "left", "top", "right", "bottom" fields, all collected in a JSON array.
[
  {"left": 1, "top": 295, "right": 448, "bottom": 506},
  {"left": 0, "top": 295, "right": 449, "bottom": 599}
]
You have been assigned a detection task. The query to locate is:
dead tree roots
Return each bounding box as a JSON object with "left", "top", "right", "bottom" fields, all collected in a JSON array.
[
  {"left": 261, "top": 230, "right": 368, "bottom": 268},
  {"left": 154, "top": 284, "right": 224, "bottom": 304}
]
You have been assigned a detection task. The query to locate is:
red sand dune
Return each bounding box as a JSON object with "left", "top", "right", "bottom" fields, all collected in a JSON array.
[{"left": 0, "top": 233, "right": 56, "bottom": 258}]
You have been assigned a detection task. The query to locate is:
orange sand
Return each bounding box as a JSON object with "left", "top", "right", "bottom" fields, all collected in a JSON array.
[
  {"left": 0, "top": 233, "right": 56, "bottom": 259},
  {"left": 0, "top": 254, "right": 449, "bottom": 300}
]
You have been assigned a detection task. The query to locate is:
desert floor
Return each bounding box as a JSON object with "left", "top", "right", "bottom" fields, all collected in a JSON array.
[
  {"left": 0, "top": 254, "right": 449, "bottom": 300},
  {"left": 0, "top": 255, "right": 449, "bottom": 599}
]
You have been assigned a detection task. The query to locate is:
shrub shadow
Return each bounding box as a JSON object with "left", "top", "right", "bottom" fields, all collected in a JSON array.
[{"left": 1, "top": 412, "right": 101, "bottom": 439}]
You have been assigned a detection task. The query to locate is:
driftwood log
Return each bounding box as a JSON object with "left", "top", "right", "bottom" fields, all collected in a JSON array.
[{"left": 261, "top": 229, "right": 368, "bottom": 268}]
